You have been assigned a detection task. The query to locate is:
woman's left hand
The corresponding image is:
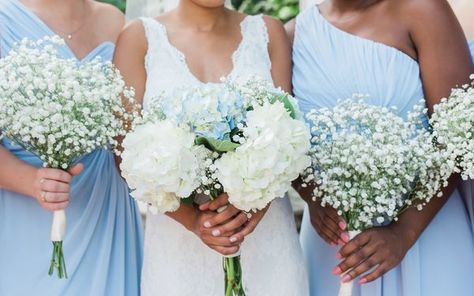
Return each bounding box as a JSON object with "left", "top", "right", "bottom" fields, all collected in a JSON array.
[
  {"left": 333, "top": 225, "right": 413, "bottom": 284},
  {"left": 200, "top": 194, "right": 269, "bottom": 243}
]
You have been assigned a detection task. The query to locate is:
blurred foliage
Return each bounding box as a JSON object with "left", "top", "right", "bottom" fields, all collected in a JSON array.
[
  {"left": 99, "top": 0, "right": 126, "bottom": 12},
  {"left": 232, "top": 0, "right": 299, "bottom": 22},
  {"left": 99, "top": 0, "right": 299, "bottom": 22}
]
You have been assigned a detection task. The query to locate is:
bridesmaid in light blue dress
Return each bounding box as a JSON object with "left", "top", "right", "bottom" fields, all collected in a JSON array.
[
  {"left": 0, "top": 1, "right": 143, "bottom": 295},
  {"left": 291, "top": 3, "right": 474, "bottom": 296},
  {"left": 460, "top": 41, "right": 474, "bottom": 231}
]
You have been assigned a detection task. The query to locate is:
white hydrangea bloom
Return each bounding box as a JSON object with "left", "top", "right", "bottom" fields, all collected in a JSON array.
[
  {"left": 215, "top": 101, "right": 311, "bottom": 212},
  {"left": 121, "top": 120, "right": 204, "bottom": 213}
]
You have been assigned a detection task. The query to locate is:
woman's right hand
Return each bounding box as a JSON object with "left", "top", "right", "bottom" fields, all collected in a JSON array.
[
  {"left": 191, "top": 205, "right": 245, "bottom": 256},
  {"left": 33, "top": 164, "right": 83, "bottom": 211},
  {"left": 308, "top": 202, "right": 348, "bottom": 246}
]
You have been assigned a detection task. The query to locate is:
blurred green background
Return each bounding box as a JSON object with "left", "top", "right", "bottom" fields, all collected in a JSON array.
[{"left": 99, "top": 0, "right": 299, "bottom": 22}]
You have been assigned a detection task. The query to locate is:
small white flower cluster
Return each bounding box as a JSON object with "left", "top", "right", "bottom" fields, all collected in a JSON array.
[
  {"left": 120, "top": 120, "right": 207, "bottom": 214},
  {"left": 430, "top": 76, "right": 474, "bottom": 180},
  {"left": 121, "top": 78, "right": 311, "bottom": 213},
  {"left": 305, "top": 96, "right": 452, "bottom": 230},
  {"left": 215, "top": 101, "right": 311, "bottom": 212},
  {"left": 0, "top": 36, "right": 137, "bottom": 169}
]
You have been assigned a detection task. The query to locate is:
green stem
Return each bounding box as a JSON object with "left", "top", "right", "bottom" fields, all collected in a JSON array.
[
  {"left": 223, "top": 256, "right": 245, "bottom": 296},
  {"left": 48, "top": 241, "right": 68, "bottom": 279}
]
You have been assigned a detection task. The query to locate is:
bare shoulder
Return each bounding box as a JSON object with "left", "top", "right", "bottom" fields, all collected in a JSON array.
[
  {"left": 116, "top": 19, "right": 147, "bottom": 52},
  {"left": 261, "top": 15, "right": 290, "bottom": 48},
  {"left": 391, "top": 0, "right": 455, "bottom": 24},
  {"left": 262, "top": 15, "right": 286, "bottom": 36},
  {"left": 90, "top": 0, "right": 125, "bottom": 42},
  {"left": 284, "top": 18, "right": 296, "bottom": 45}
]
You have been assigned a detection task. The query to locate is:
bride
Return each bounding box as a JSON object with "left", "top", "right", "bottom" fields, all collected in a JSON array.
[{"left": 113, "top": 0, "right": 309, "bottom": 295}]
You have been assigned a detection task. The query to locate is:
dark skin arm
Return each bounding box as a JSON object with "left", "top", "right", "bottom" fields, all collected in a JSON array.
[
  {"left": 336, "top": 0, "right": 474, "bottom": 284},
  {"left": 286, "top": 19, "right": 348, "bottom": 246}
]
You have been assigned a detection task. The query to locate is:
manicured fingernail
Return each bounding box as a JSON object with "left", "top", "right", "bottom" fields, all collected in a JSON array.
[
  {"left": 341, "top": 275, "right": 351, "bottom": 283},
  {"left": 212, "top": 229, "right": 220, "bottom": 236},
  {"left": 332, "top": 267, "right": 342, "bottom": 275},
  {"left": 336, "top": 252, "right": 342, "bottom": 260},
  {"left": 359, "top": 278, "right": 367, "bottom": 284},
  {"left": 230, "top": 236, "right": 238, "bottom": 243},
  {"left": 338, "top": 239, "right": 345, "bottom": 246},
  {"left": 341, "top": 233, "right": 350, "bottom": 243},
  {"left": 330, "top": 242, "right": 337, "bottom": 247},
  {"left": 338, "top": 221, "right": 346, "bottom": 230},
  {"left": 204, "top": 221, "right": 211, "bottom": 228}
]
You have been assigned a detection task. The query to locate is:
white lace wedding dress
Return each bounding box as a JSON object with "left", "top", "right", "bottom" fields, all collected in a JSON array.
[{"left": 139, "top": 15, "right": 309, "bottom": 296}]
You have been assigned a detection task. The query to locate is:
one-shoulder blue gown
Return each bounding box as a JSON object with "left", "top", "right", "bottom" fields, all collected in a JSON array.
[
  {"left": 0, "top": 1, "right": 143, "bottom": 295},
  {"left": 459, "top": 40, "right": 474, "bottom": 233},
  {"left": 293, "top": 6, "right": 474, "bottom": 296}
]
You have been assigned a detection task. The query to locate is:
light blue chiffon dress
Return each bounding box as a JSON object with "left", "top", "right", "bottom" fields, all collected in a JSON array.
[
  {"left": 0, "top": 1, "right": 143, "bottom": 295},
  {"left": 459, "top": 41, "right": 474, "bottom": 233},
  {"left": 293, "top": 6, "right": 474, "bottom": 296}
]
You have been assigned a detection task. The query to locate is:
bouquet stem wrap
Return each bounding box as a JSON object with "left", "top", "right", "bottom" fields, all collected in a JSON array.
[
  {"left": 216, "top": 204, "right": 245, "bottom": 296},
  {"left": 338, "top": 230, "right": 361, "bottom": 296},
  {"left": 48, "top": 209, "right": 67, "bottom": 278}
]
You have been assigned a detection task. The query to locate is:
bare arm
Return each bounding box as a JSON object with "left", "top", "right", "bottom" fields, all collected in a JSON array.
[
  {"left": 391, "top": 0, "right": 473, "bottom": 247},
  {"left": 265, "top": 16, "right": 293, "bottom": 93}
]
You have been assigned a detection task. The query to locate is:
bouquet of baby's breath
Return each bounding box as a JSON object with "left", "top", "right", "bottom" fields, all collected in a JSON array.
[
  {"left": 121, "top": 78, "right": 311, "bottom": 296},
  {"left": 430, "top": 76, "right": 474, "bottom": 180},
  {"left": 303, "top": 96, "right": 453, "bottom": 296},
  {"left": 0, "top": 36, "right": 138, "bottom": 278}
]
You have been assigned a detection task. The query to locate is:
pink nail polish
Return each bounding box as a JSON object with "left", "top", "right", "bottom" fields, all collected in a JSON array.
[
  {"left": 330, "top": 242, "right": 337, "bottom": 247},
  {"left": 336, "top": 252, "right": 342, "bottom": 260},
  {"left": 212, "top": 229, "right": 220, "bottom": 236},
  {"left": 338, "top": 239, "right": 345, "bottom": 246},
  {"left": 203, "top": 221, "right": 211, "bottom": 228},
  {"left": 359, "top": 278, "right": 367, "bottom": 284},
  {"left": 332, "top": 267, "right": 342, "bottom": 275},
  {"left": 230, "top": 237, "right": 238, "bottom": 243},
  {"left": 341, "top": 233, "right": 350, "bottom": 243},
  {"left": 341, "top": 275, "right": 351, "bottom": 283},
  {"left": 338, "top": 221, "right": 346, "bottom": 230}
]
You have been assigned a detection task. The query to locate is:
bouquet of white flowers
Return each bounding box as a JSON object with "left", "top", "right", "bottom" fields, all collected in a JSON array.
[
  {"left": 430, "top": 75, "right": 474, "bottom": 180},
  {"left": 121, "top": 78, "right": 311, "bottom": 296},
  {"left": 303, "top": 96, "right": 453, "bottom": 296},
  {"left": 0, "top": 36, "right": 138, "bottom": 278}
]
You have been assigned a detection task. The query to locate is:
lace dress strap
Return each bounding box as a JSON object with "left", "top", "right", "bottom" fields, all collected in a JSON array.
[{"left": 231, "top": 14, "right": 272, "bottom": 83}]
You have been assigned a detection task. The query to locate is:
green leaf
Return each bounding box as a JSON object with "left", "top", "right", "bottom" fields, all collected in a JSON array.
[
  {"left": 271, "top": 93, "right": 297, "bottom": 119},
  {"left": 195, "top": 137, "right": 240, "bottom": 153}
]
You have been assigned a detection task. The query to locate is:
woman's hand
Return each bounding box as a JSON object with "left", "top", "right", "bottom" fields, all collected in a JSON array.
[
  {"left": 200, "top": 193, "right": 269, "bottom": 243},
  {"left": 190, "top": 208, "right": 243, "bottom": 256},
  {"left": 33, "top": 164, "right": 83, "bottom": 211},
  {"left": 308, "top": 202, "right": 348, "bottom": 246},
  {"left": 293, "top": 177, "right": 348, "bottom": 246},
  {"left": 333, "top": 224, "right": 413, "bottom": 284}
]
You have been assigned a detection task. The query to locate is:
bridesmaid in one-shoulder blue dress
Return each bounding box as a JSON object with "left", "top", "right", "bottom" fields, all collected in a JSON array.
[
  {"left": 293, "top": 6, "right": 474, "bottom": 296},
  {"left": 460, "top": 41, "right": 474, "bottom": 232},
  {"left": 0, "top": 1, "right": 143, "bottom": 295}
]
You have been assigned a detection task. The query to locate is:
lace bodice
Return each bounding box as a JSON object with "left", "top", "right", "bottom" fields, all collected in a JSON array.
[{"left": 141, "top": 15, "right": 273, "bottom": 110}]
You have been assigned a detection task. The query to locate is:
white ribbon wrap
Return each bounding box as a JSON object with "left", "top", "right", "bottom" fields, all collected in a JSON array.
[
  {"left": 338, "top": 230, "right": 362, "bottom": 296},
  {"left": 50, "top": 210, "right": 66, "bottom": 242}
]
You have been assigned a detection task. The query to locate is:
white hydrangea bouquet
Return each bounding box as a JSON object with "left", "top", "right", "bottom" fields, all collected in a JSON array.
[
  {"left": 121, "top": 78, "right": 311, "bottom": 296},
  {"left": 0, "top": 36, "right": 138, "bottom": 279},
  {"left": 430, "top": 75, "right": 474, "bottom": 180},
  {"left": 303, "top": 96, "right": 453, "bottom": 296}
]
